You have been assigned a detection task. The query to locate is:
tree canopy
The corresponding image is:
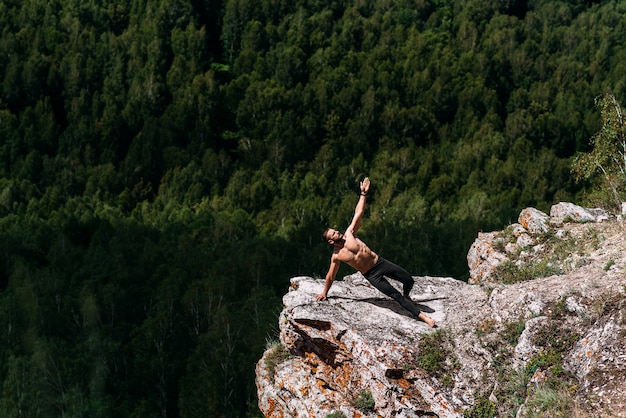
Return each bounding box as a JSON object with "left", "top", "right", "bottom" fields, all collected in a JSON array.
[{"left": 0, "top": 0, "right": 624, "bottom": 416}]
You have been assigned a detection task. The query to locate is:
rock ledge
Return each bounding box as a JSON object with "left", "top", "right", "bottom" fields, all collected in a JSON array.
[{"left": 257, "top": 204, "right": 626, "bottom": 417}]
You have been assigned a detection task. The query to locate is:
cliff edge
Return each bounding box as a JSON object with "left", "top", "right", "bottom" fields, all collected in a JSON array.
[{"left": 256, "top": 203, "right": 626, "bottom": 417}]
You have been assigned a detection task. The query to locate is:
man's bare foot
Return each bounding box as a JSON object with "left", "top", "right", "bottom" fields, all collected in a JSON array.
[
  {"left": 418, "top": 312, "right": 436, "bottom": 328},
  {"left": 406, "top": 296, "right": 437, "bottom": 327}
]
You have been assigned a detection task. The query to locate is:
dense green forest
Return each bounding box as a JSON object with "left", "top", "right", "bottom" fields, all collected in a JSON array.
[{"left": 0, "top": 0, "right": 624, "bottom": 416}]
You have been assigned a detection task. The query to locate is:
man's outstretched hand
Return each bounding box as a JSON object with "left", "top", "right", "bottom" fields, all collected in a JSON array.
[
  {"left": 360, "top": 177, "right": 370, "bottom": 195},
  {"left": 316, "top": 293, "right": 327, "bottom": 301}
]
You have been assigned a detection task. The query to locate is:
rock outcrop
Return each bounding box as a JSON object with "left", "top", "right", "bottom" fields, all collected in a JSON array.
[
  {"left": 256, "top": 203, "right": 626, "bottom": 417},
  {"left": 467, "top": 202, "right": 612, "bottom": 284}
]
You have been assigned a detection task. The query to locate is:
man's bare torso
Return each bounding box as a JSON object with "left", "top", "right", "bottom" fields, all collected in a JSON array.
[{"left": 333, "top": 231, "right": 378, "bottom": 273}]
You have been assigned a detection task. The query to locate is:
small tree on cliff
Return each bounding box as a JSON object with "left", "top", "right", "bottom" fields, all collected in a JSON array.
[{"left": 572, "top": 92, "right": 626, "bottom": 210}]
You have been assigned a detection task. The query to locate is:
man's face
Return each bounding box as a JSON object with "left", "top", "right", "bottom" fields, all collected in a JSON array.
[{"left": 325, "top": 228, "right": 343, "bottom": 244}]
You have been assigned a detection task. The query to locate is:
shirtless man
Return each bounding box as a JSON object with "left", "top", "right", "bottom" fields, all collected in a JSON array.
[{"left": 318, "top": 177, "right": 436, "bottom": 327}]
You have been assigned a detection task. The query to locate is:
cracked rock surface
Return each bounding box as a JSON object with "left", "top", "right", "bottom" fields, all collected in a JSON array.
[{"left": 257, "top": 206, "right": 626, "bottom": 417}]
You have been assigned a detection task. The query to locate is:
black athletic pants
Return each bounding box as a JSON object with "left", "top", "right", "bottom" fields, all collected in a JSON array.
[{"left": 362, "top": 257, "right": 421, "bottom": 316}]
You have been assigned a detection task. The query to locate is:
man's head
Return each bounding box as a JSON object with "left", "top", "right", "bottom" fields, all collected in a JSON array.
[{"left": 322, "top": 228, "right": 343, "bottom": 245}]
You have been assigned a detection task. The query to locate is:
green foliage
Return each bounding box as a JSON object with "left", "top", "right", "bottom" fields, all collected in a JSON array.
[
  {"left": 353, "top": 390, "right": 375, "bottom": 412},
  {"left": 493, "top": 259, "right": 563, "bottom": 284},
  {"left": 478, "top": 297, "right": 590, "bottom": 416},
  {"left": 572, "top": 93, "right": 626, "bottom": 210},
  {"left": 492, "top": 227, "right": 587, "bottom": 283},
  {"left": 530, "top": 323, "right": 581, "bottom": 359},
  {"left": 464, "top": 395, "right": 496, "bottom": 418},
  {"left": 417, "top": 329, "right": 460, "bottom": 388},
  {"left": 495, "top": 368, "right": 530, "bottom": 414},
  {"left": 500, "top": 320, "right": 526, "bottom": 346},
  {"left": 326, "top": 411, "right": 347, "bottom": 418},
  {"left": 493, "top": 320, "right": 580, "bottom": 417},
  {"left": 526, "top": 349, "right": 562, "bottom": 377},
  {"left": 525, "top": 387, "right": 572, "bottom": 417},
  {"left": 523, "top": 347, "right": 579, "bottom": 417},
  {"left": 263, "top": 340, "right": 292, "bottom": 381},
  {"left": 0, "top": 0, "right": 624, "bottom": 416}
]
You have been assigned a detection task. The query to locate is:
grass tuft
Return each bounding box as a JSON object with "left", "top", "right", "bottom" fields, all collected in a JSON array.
[
  {"left": 264, "top": 339, "right": 292, "bottom": 381},
  {"left": 354, "top": 390, "right": 375, "bottom": 412}
]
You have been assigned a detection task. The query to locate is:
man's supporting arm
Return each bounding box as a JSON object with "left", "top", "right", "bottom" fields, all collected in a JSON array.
[{"left": 317, "top": 256, "right": 340, "bottom": 300}]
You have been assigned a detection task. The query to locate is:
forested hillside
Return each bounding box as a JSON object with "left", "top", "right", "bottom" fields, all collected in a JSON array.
[{"left": 0, "top": 0, "right": 623, "bottom": 416}]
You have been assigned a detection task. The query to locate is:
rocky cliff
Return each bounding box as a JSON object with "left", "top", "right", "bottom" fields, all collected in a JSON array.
[{"left": 256, "top": 203, "right": 626, "bottom": 417}]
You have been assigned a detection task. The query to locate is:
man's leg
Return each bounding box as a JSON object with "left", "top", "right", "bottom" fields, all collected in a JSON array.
[
  {"left": 375, "top": 259, "right": 415, "bottom": 296},
  {"left": 383, "top": 263, "right": 436, "bottom": 327},
  {"left": 365, "top": 260, "right": 436, "bottom": 327},
  {"left": 365, "top": 274, "right": 423, "bottom": 317}
]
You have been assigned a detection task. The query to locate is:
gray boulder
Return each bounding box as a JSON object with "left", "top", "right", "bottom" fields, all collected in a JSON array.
[{"left": 257, "top": 212, "right": 626, "bottom": 417}]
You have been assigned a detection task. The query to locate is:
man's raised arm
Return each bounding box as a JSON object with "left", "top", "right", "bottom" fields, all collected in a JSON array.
[{"left": 346, "top": 177, "right": 370, "bottom": 235}]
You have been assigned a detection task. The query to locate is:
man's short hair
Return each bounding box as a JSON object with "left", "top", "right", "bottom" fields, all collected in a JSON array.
[{"left": 321, "top": 227, "right": 331, "bottom": 242}]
